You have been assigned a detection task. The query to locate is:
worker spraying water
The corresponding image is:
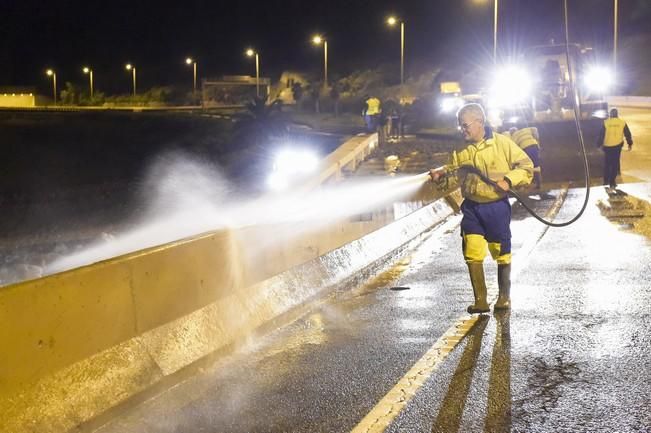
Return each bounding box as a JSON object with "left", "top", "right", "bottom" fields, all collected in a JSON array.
[
  {"left": 430, "top": 103, "right": 534, "bottom": 314},
  {"left": 427, "top": 0, "right": 600, "bottom": 314}
]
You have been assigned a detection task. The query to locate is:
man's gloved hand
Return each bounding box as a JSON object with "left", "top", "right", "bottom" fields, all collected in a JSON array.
[
  {"left": 429, "top": 167, "right": 446, "bottom": 182},
  {"left": 628, "top": 143, "right": 633, "bottom": 151},
  {"left": 496, "top": 178, "right": 511, "bottom": 192}
]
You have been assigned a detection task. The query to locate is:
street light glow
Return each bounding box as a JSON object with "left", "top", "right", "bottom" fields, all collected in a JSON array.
[
  {"left": 185, "top": 57, "right": 193, "bottom": 65},
  {"left": 82, "top": 67, "right": 94, "bottom": 98},
  {"left": 311, "top": 35, "right": 328, "bottom": 87},
  {"left": 125, "top": 63, "right": 133, "bottom": 70},
  {"left": 245, "top": 49, "right": 260, "bottom": 96},
  {"left": 46, "top": 69, "right": 57, "bottom": 104},
  {"left": 385, "top": 15, "right": 405, "bottom": 85}
]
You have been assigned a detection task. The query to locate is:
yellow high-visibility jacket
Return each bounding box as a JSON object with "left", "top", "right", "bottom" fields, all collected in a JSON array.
[
  {"left": 511, "top": 127, "right": 540, "bottom": 150},
  {"left": 602, "top": 117, "right": 632, "bottom": 147},
  {"left": 445, "top": 131, "right": 534, "bottom": 203},
  {"left": 365, "top": 98, "right": 382, "bottom": 115}
]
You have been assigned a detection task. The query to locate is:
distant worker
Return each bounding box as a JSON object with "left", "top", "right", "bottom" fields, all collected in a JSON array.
[
  {"left": 540, "top": 59, "right": 564, "bottom": 113},
  {"left": 430, "top": 104, "right": 533, "bottom": 313},
  {"left": 387, "top": 107, "right": 401, "bottom": 140},
  {"left": 362, "top": 95, "right": 382, "bottom": 133},
  {"left": 509, "top": 126, "right": 543, "bottom": 190},
  {"left": 596, "top": 107, "right": 633, "bottom": 190}
]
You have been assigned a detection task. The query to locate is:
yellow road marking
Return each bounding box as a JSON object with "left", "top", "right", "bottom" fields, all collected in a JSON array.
[{"left": 350, "top": 315, "right": 480, "bottom": 433}]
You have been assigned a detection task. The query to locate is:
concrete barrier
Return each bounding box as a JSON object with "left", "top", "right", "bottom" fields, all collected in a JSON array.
[
  {"left": 0, "top": 125, "right": 461, "bottom": 432},
  {"left": 302, "top": 133, "right": 379, "bottom": 189},
  {"left": 0, "top": 188, "right": 460, "bottom": 432},
  {"left": 607, "top": 95, "right": 651, "bottom": 108}
]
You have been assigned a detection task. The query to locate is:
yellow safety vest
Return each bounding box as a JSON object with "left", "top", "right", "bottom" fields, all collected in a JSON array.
[
  {"left": 603, "top": 117, "right": 627, "bottom": 147},
  {"left": 366, "top": 98, "right": 382, "bottom": 115},
  {"left": 446, "top": 132, "right": 534, "bottom": 203},
  {"left": 511, "top": 127, "right": 539, "bottom": 150}
]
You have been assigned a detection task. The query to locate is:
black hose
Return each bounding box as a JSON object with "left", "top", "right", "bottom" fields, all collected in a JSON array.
[{"left": 453, "top": 166, "right": 575, "bottom": 227}]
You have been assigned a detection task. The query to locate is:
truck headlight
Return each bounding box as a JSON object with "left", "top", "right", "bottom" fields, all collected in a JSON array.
[
  {"left": 584, "top": 66, "right": 614, "bottom": 94},
  {"left": 487, "top": 65, "right": 531, "bottom": 108}
]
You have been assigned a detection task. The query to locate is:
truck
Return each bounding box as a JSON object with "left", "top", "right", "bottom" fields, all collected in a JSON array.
[
  {"left": 438, "top": 81, "right": 465, "bottom": 114},
  {"left": 483, "top": 43, "right": 613, "bottom": 182},
  {"left": 484, "top": 43, "right": 612, "bottom": 129}
]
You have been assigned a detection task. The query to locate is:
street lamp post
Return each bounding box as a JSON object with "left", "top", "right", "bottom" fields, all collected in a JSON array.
[
  {"left": 613, "top": 0, "right": 618, "bottom": 78},
  {"left": 493, "top": 0, "right": 499, "bottom": 64},
  {"left": 185, "top": 57, "right": 197, "bottom": 98},
  {"left": 125, "top": 63, "right": 137, "bottom": 97},
  {"left": 246, "top": 49, "right": 260, "bottom": 97},
  {"left": 312, "top": 35, "right": 328, "bottom": 88},
  {"left": 83, "top": 67, "right": 94, "bottom": 99},
  {"left": 46, "top": 69, "right": 57, "bottom": 105},
  {"left": 387, "top": 16, "right": 405, "bottom": 85}
]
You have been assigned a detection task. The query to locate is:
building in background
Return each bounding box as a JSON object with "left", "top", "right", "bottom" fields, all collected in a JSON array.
[
  {"left": 201, "top": 76, "right": 271, "bottom": 107},
  {"left": 0, "top": 87, "right": 37, "bottom": 107}
]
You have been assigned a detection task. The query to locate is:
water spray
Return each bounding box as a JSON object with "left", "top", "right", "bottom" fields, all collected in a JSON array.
[{"left": 43, "top": 169, "right": 431, "bottom": 276}]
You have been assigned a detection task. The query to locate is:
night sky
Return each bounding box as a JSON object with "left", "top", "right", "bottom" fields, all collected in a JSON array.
[{"left": 1, "top": 0, "right": 649, "bottom": 95}]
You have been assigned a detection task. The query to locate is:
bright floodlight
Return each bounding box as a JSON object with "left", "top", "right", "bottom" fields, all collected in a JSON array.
[
  {"left": 487, "top": 65, "right": 532, "bottom": 108},
  {"left": 266, "top": 172, "right": 289, "bottom": 191},
  {"left": 584, "top": 66, "right": 614, "bottom": 94},
  {"left": 83, "top": 67, "right": 90, "bottom": 73},
  {"left": 246, "top": 48, "right": 255, "bottom": 57},
  {"left": 387, "top": 16, "right": 398, "bottom": 26},
  {"left": 46, "top": 69, "right": 54, "bottom": 76},
  {"left": 267, "top": 148, "right": 320, "bottom": 191},
  {"left": 185, "top": 57, "right": 193, "bottom": 65},
  {"left": 440, "top": 96, "right": 464, "bottom": 113},
  {"left": 125, "top": 63, "right": 133, "bottom": 70},
  {"left": 312, "top": 35, "right": 323, "bottom": 45}
]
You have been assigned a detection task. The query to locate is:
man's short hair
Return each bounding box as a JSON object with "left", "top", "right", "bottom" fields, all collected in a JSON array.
[
  {"left": 457, "top": 103, "right": 486, "bottom": 122},
  {"left": 609, "top": 107, "right": 618, "bottom": 117}
]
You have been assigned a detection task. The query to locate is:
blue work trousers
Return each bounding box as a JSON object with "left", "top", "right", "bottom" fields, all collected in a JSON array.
[
  {"left": 603, "top": 144, "right": 623, "bottom": 187},
  {"left": 460, "top": 198, "right": 512, "bottom": 264}
]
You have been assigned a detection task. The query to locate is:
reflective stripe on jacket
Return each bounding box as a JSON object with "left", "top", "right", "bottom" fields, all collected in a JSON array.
[
  {"left": 511, "top": 127, "right": 540, "bottom": 150},
  {"left": 603, "top": 118, "right": 627, "bottom": 147},
  {"left": 446, "top": 131, "right": 534, "bottom": 203}
]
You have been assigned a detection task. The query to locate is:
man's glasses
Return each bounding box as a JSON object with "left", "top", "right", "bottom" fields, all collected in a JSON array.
[{"left": 458, "top": 119, "right": 481, "bottom": 131}]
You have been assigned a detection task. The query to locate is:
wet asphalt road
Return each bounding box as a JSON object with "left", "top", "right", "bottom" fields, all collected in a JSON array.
[
  {"left": 84, "top": 182, "right": 651, "bottom": 433},
  {"left": 82, "top": 108, "right": 651, "bottom": 433}
]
